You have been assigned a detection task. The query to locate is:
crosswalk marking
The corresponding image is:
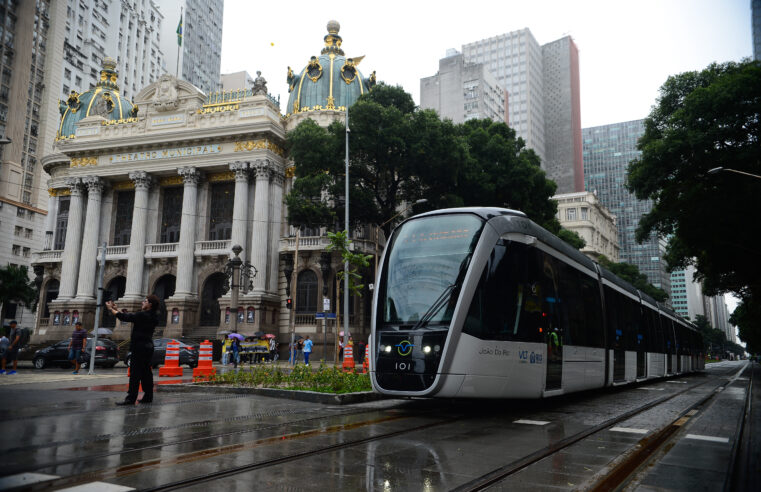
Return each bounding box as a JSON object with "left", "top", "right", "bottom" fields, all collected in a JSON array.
[
  {"left": 0, "top": 473, "right": 59, "bottom": 489},
  {"left": 514, "top": 419, "right": 550, "bottom": 426},
  {"left": 610, "top": 427, "right": 649, "bottom": 434},
  {"left": 685, "top": 434, "right": 729, "bottom": 443},
  {"left": 57, "top": 482, "right": 135, "bottom": 491}
]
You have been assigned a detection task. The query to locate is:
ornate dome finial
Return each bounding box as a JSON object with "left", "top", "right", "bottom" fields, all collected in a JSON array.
[
  {"left": 322, "top": 20, "right": 344, "bottom": 56},
  {"left": 103, "top": 57, "right": 117, "bottom": 71}
]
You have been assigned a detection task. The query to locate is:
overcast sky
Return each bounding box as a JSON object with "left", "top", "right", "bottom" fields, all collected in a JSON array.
[{"left": 220, "top": 0, "right": 753, "bottom": 128}]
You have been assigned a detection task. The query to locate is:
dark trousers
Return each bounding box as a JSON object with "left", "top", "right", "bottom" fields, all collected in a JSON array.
[{"left": 127, "top": 344, "right": 154, "bottom": 402}]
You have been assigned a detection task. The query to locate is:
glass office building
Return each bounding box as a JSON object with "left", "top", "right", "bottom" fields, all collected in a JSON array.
[{"left": 582, "top": 119, "right": 671, "bottom": 297}]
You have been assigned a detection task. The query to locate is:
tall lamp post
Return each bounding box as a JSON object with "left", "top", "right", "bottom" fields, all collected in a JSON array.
[
  {"left": 223, "top": 245, "right": 257, "bottom": 335},
  {"left": 374, "top": 199, "right": 428, "bottom": 278},
  {"left": 707, "top": 167, "right": 761, "bottom": 180},
  {"left": 344, "top": 108, "right": 350, "bottom": 346}
]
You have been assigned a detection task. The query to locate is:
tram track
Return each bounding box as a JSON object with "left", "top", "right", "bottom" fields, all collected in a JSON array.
[
  {"left": 2, "top": 402, "right": 408, "bottom": 476},
  {"left": 452, "top": 363, "right": 749, "bottom": 491},
  {"left": 10, "top": 409, "right": 463, "bottom": 492}
]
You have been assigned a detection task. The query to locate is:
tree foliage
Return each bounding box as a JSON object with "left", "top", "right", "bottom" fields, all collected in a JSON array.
[
  {"left": 286, "top": 83, "right": 563, "bottom": 240},
  {"left": 730, "top": 300, "right": 761, "bottom": 354},
  {"left": 597, "top": 255, "right": 668, "bottom": 302},
  {"left": 0, "top": 265, "right": 37, "bottom": 326},
  {"left": 627, "top": 60, "right": 761, "bottom": 331},
  {"left": 326, "top": 230, "right": 372, "bottom": 298}
]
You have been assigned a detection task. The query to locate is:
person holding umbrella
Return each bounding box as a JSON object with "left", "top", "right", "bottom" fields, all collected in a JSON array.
[{"left": 228, "top": 333, "right": 243, "bottom": 369}]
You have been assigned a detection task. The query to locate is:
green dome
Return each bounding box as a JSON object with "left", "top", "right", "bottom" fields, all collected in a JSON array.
[
  {"left": 57, "top": 57, "right": 138, "bottom": 140},
  {"left": 286, "top": 21, "right": 376, "bottom": 116}
]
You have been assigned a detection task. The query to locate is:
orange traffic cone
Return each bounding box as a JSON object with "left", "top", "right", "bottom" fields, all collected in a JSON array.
[
  {"left": 342, "top": 344, "right": 355, "bottom": 372},
  {"left": 159, "top": 340, "right": 183, "bottom": 377},
  {"left": 193, "top": 340, "right": 216, "bottom": 380},
  {"left": 362, "top": 344, "right": 370, "bottom": 373}
]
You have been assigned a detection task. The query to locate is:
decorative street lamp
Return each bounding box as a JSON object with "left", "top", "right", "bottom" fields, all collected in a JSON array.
[
  {"left": 707, "top": 167, "right": 761, "bottom": 180},
  {"left": 222, "top": 244, "right": 257, "bottom": 334}
]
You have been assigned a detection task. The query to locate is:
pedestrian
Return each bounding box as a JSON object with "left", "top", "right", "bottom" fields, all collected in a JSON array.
[
  {"left": 303, "top": 335, "right": 313, "bottom": 366},
  {"left": 106, "top": 296, "right": 160, "bottom": 405},
  {"left": 269, "top": 337, "right": 277, "bottom": 363},
  {"left": 231, "top": 337, "right": 241, "bottom": 369},
  {"left": 68, "top": 321, "right": 87, "bottom": 374},
  {"left": 0, "top": 320, "right": 21, "bottom": 375},
  {"left": 296, "top": 337, "right": 304, "bottom": 363},
  {"left": 222, "top": 337, "right": 231, "bottom": 365}
]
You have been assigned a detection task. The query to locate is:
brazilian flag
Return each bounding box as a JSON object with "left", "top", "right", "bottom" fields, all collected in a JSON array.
[{"left": 176, "top": 15, "right": 183, "bottom": 46}]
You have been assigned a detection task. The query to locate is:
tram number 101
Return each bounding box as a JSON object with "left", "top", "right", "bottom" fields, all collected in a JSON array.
[{"left": 394, "top": 362, "right": 414, "bottom": 371}]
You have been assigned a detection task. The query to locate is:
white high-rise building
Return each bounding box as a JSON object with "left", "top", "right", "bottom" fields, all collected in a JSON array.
[
  {"left": 158, "top": 0, "right": 224, "bottom": 95},
  {"left": 61, "top": 0, "right": 165, "bottom": 103},
  {"left": 670, "top": 266, "right": 734, "bottom": 342},
  {"left": 462, "top": 29, "right": 583, "bottom": 194},
  {"left": 420, "top": 50, "right": 506, "bottom": 124}
]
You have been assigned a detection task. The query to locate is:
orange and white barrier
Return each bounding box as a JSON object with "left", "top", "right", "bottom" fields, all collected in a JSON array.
[
  {"left": 159, "top": 340, "right": 183, "bottom": 377},
  {"left": 362, "top": 343, "right": 370, "bottom": 373},
  {"left": 342, "top": 344, "right": 355, "bottom": 372},
  {"left": 193, "top": 340, "right": 216, "bottom": 380}
]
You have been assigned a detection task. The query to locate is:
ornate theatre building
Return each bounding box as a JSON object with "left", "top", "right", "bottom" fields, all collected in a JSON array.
[{"left": 32, "top": 22, "right": 377, "bottom": 350}]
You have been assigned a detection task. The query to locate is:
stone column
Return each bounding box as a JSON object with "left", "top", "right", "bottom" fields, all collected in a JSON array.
[
  {"left": 174, "top": 166, "right": 201, "bottom": 298},
  {"left": 75, "top": 176, "right": 104, "bottom": 299},
  {"left": 58, "top": 178, "right": 84, "bottom": 300},
  {"left": 250, "top": 159, "right": 271, "bottom": 294},
  {"left": 44, "top": 194, "right": 58, "bottom": 250},
  {"left": 123, "top": 171, "right": 153, "bottom": 300},
  {"left": 269, "top": 170, "right": 284, "bottom": 293},
  {"left": 229, "top": 161, "right": 250, "bottom": 262}
]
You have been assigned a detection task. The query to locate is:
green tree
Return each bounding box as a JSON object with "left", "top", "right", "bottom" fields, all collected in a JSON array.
[
  {"left": 729, "top": 300, "right": 761, "bottom": 354},
  {"left": 557, "top": 228, "right": 586, "bottom": 250},
  {"left": 627, "top": 60, "right": 761, "bottom": 332},
  {"left": 326, "top": 230, "right": 372, "bottom": 298},
  {"left": 0, "top": 265, "right": 37, "bottom": 327},
  {"left": 597, "top": 255, "right": 669, "bottom": 302},
  {"left": 453, "top": 119, "right": 559, "bottom": 231},
  {"left": 286, "top": 83, "right": 467, "bottom": 236}
]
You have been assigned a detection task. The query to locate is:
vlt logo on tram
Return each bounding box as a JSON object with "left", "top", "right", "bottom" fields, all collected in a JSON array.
[{"left": 394, "top": 340, "right": 414, "bottom": 371}]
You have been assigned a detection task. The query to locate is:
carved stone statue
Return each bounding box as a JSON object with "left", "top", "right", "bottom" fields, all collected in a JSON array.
[
  {"left": 252, "top": 71, "right": 268, "bottom": 95},
  {"left": 92, "top": 92, "right": 112, "bottom": 117},
  {"left": 153, "top": 74, "right": 180, "bottom": 112}
]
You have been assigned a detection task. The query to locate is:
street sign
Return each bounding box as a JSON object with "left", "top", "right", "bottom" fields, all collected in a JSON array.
[
  {"left": 315, "top": 312, "right": 325, "bottom": 319},
  {"left": 323, "top": 298, "right": 330, "bottom": 311},
  {"left": 326, "top": 313, "right": 336, "bottom": 319}
]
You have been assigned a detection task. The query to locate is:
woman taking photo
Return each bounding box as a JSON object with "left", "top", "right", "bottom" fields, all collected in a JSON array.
[{"left": 106, "top": 295, "right": 160, "bottom": 405}]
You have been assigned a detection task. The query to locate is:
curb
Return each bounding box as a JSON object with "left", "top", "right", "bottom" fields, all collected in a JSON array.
[{"left": 157, "top": 383, "right": 386, "bottom": 405}]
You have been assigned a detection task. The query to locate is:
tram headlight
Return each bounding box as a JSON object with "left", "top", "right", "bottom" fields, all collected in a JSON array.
[
  {"left": 434, "top": 345, "right": 441, "bottom": 352},
  {"left": 384, "top": 345, "right": 392, "bottom": 353},
  {"left": 423, "top": 345, "right": 431, "bottom": 354}
]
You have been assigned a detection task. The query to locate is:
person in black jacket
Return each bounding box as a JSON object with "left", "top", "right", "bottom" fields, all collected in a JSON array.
[{"left": 106, "top": 295, "right": 160, "bottom": 405}]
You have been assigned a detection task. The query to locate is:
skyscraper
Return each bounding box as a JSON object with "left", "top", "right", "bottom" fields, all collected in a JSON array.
[
  {"left": 158, "top": 0, "right": 223, "bottom": 94},
  {"left": 420, "top": 49, "right": 506, "bottom": 124},
  {"left": 0, "top": 0, "right": 54, "bottom": 327},
  {"left": 752, "top": 0, "right": 760, "bottom": 61},
  {"left": 60, "top": 0, "right": 165, "bottom": 103},
  {"left": 462, "top": 29, "right": 583, "bottom": 194},
  {"left": 582, "top": 119, "right": 671, "bottom": 296}
]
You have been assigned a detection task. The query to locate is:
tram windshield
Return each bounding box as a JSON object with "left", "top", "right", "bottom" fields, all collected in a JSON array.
[{"left": 379, "top": 214, "right": 484, "bottom": 329}]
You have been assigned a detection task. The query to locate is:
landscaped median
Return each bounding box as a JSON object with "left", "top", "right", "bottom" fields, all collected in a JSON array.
[{"left": 158, "top": 364, "right": 385, "bottom": 404}]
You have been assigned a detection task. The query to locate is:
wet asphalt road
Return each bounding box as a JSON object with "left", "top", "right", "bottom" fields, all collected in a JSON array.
[{"left": 0, "top": 360, "right": 755, "bottom": 491}]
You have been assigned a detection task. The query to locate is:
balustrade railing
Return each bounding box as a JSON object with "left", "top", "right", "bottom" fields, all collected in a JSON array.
[
  {"left": 195, "top": 240, "right": 231, "bottom": 254},
  {"left": 145, "top": 243, "right": 178, "bottom": 256},
  {"left": 97, "top": 245, "right": 128, "bottom": 257},
  {"left": 33, "top": 250, "right": 63, "bottom": 262}
]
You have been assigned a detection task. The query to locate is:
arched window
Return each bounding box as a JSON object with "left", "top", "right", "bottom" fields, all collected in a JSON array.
[
  {"left": 54, "top": 197, "right": 70, "bottom": 250},
  {"left": 208, "top": 182, "right": 234, "bottom": 240},
  {"left": 152, "top": 274, "right": 176, "bottom": 327},
  {"left": 296, "top": 270, "right": 318, "bottom": 313},
  {"left": 43, "top": 279, "right": 60, "bottom": 318},
  {"left": 200, "top": 272, "right": 226, "bottom": 326},
  {"left": 102, "top": 276, "right": 126, "bottom": 328},
  {"left": 160, "top": 187, "right": 183, "bottom": 243},
  {"left": 113, "top": 190, "right": 134, "bottom": 245}
]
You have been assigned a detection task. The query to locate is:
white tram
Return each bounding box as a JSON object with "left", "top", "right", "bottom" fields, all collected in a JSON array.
[{"left": 370, "top": 208, "right": 703, "bottom": 398}]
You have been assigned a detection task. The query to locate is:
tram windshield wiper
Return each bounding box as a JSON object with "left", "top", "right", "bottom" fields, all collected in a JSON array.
[{"left": 411, "top": 283, "right": 456, "bottom": 330}]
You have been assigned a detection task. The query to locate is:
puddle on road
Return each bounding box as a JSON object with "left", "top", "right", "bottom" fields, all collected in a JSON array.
[{"left": 63, "top": 378, "right": 193, "bottom": 392}]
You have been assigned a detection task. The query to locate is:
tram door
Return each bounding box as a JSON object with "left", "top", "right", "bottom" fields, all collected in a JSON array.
[
  {"left": 613, "top": 330, "right": 626, "bottom": 382},
  {"left": 665, "top": 318, "right": 674, "bottom": 373},
  {"left": 636, "top": 333, "right": 646, "bottom": 379},
  {"left": 546, "top": 328, "right": 562, "bottom": 390}
]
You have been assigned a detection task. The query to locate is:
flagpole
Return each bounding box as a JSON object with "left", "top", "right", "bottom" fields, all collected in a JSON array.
[{"left": 176, "top": 7, "right": 182, "bottom": 78}]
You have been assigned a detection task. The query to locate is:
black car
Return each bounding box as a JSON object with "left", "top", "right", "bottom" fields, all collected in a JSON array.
[
  {"left": 125, "top": 338, "right": 198, "bottom": 368},
  {"left": 33, "top": 338, "right": 120, "bottom": 369}
]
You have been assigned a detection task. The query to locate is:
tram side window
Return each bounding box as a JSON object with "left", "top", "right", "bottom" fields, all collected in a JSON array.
[
  {"left": 579, "top": 272, "right": 604, "bottom": 347},
  {"left": 462, "top": 242, "right": 554, "bottom": 344},
  {"left": 647, "top": 309, "right": 663, "bottom": 353},
  {"left": 604, "top": 287, "right": 623, "bottom": 350},
  {"left": 557, "top": 263, "right": 603, "bottom": 347},
  {"left": 661, "top": 316, "right": 675, "bottom": 353}
]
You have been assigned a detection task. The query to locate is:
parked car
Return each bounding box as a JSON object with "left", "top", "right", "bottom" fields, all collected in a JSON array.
[
  {"left": 124, "top": 338, "right": 198, "bottom": 368},
  {"left": 33, "top": 338, "right": 120, "bottom": 369}
]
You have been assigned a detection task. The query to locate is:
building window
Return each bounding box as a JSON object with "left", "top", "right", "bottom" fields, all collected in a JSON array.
[
  {"left": 296, "top": 270, "right": 318, "bottom": 313},
  {"left": 12, "top": 244, "right": 21, "bottom": 255},
  {"left": 113, "top": 190, "right": 134, "bottom": 246},
  {"left": 160, "top": 187, "right": 183, "bottom": 243},
  {"left": 16, "top": 207, "right": 26, "bottom": 218},
  {"left": 54, "top": 196, "right": 70, "bottom": 250},
  {"left": 24, "top": 228, "right": 32, "bottom": 238},
  {"left": 580, "top": 207, "right": 588, "bottom": 220},
  {"left": 208, "top": 182, "right": 233, "bottom": 240},
  {"left": 14, "top": 225, "right": 22, "bottom": 236},
  {"left": 566, "top": 208, "right": 577, "bottom": 221},
  {"left": 22, "top": 247, "right": 30, "bottom": 257}
]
